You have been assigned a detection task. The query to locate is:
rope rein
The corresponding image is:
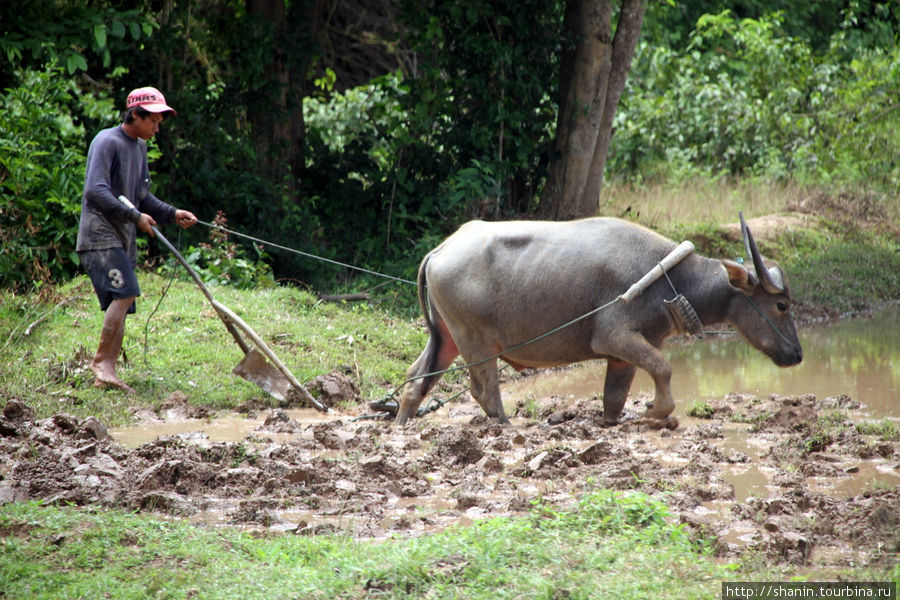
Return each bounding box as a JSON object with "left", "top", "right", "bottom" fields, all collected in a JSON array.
[
  {"left": 142, "top": 228, "right": 182, "bottom": 366},
  {"left": 741, "top": 294, "right": 802, "bottom": 352},
  {"left": 195, "top": 219, "right": 417, "bottom": 286},
  {"left": 391, "top": 296, "right": 624, "bottom": 391}
]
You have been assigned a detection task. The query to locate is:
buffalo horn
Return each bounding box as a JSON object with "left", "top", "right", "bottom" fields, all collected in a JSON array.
[{"left": 739, "top": 211, "right": 783, "bottom": 294}]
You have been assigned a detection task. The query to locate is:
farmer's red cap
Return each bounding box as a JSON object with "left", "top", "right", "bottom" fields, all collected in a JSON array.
[{"left": 126, "top": 87, "right": 176, "bottom": 115}]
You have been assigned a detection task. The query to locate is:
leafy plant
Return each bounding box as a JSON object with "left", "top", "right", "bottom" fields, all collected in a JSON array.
[
  {"left": 0, "top": 69, "right": 111, "bottom": 291},
  {"left": 155, "top": 211, "right": 275, "bottom": 289},
  {"left": 686, "top": 401, "right": 715, "bottom": 419},
  {"left": 0, "top": 2, "right": 153, "bottom": 76},
  {"left": 609, "top": 9, "right": 900, "bottom": 195}
]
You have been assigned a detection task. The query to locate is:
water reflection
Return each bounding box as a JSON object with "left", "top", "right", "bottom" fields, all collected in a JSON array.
[{"left": 507, "top": 305, "right": 899, "bottom": 418}]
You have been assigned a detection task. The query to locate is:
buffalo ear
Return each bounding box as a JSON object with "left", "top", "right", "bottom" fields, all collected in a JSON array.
[{"left": 722, "top": 260, "right": 756, "bottom": 293}]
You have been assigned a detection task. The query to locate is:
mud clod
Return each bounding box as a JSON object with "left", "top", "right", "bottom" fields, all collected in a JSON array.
[{"left": 308, "top": 371, "right": 360, "bottom": 407}]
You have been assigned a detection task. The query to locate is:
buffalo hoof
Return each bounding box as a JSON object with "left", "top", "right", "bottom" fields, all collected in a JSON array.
[{"left": 647, "top": 416, "right": 679, "bottom": 430}]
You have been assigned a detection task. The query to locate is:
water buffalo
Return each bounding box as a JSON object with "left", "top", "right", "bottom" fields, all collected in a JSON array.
[{"left": 397, "top": 216, "right": 802, "bottom": 427}]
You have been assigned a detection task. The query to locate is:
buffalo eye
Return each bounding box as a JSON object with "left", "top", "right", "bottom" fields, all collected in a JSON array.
[{"left": 776, "top": 301, "right": 788, "bottom": 312}]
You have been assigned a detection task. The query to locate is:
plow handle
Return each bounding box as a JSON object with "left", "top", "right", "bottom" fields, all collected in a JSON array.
[{"left": 117, "top": 195, "right": 249, "bottom": 353}]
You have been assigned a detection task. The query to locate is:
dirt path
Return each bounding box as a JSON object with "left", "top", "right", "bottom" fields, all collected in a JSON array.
[{"left": 0, "top": 388, "right": 897, "bottom": 569}]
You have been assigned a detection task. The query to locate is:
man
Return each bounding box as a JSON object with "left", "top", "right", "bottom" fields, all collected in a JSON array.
[{"left": 77, "top": 86, "right": 197, "bottom": 393}]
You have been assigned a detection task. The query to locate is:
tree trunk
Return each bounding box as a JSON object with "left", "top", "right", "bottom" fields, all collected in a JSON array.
[
  {"left": 244, "top": 0, "right": 318, "bottom": 185},
  {"left": 245, "top": 0, "right": 289, "bottom": 175},
  {"left": 583, "top": 0, "right": 647, "bottom": 204},
  {"left": 538, "top": 0, "right": 645, "bottom": 220}
]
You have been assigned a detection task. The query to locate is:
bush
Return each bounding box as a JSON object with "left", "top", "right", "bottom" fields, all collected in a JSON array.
[
  {"left": 0, "top": 69, "right": 114, "bottom": 291},
  {"left": 154, "top": 211, "right": 275, "bottom": 289},
  {"left": 609, "top": 10, "right": 900, "bottom": 194}
]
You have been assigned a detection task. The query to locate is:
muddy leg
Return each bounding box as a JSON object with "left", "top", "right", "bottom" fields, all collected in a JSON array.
[
  {"left": 468, "top": 358, "right": 509, "bottom": 424},
  {"left": 91, "top": 296, "right": 136, "bottom": 394},
  {"left": 595, "top": 332, "right": 676, "bottom": 427},
  {"left": 396, "top": 332, "right": 459, "bottom": 425},
  {"left": 396, "top": 355, "right": 428, "bottom": 425},
  {"left": 602, "top": 359, "right": 636, "bottom": 426}
]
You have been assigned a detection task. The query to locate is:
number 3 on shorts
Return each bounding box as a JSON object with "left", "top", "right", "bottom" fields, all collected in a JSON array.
[{"left": 108, "top": 268, "right": 126, "bottom": 289}]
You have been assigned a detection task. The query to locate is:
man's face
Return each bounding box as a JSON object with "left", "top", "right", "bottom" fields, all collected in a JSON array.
[{"left": 133, "top": 112, "right": 165, "bottom": 140}]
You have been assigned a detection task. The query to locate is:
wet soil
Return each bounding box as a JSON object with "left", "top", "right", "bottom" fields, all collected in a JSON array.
[{"left": 0, "top": 382, "right": 897, "bottom": 569}]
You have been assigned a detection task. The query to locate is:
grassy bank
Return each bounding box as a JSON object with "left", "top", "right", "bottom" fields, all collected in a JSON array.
[
  {"left": 0, "top": 275, "right": 430, "bottom": 425},
  {"left": 4, "top": 491, "right": 891, "bottom": 600}
]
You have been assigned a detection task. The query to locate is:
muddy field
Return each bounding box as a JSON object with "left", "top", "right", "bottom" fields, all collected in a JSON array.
[{"left": 0, "top": 378, "right": 897, "bottom": 569}]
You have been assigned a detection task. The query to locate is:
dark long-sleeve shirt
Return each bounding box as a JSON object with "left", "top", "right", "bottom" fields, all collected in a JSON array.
[{"left": 76, "top": 125, "right": 176, "bottom": 266}]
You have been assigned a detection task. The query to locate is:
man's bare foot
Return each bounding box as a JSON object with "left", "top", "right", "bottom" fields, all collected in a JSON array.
[{"left": 91, "top": 363, "right": 136, "bottom": 394}]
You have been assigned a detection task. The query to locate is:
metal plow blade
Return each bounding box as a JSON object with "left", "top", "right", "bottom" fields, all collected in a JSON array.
[
  {"left": 232, "top": 349, "right": 296, "bottom": 404},
  {"left": 210, "top": 300, "right": 328, "bottom": 412}
]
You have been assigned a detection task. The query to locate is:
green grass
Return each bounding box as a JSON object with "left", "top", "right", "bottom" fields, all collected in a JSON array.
[
  {"left": 3, "top": 494, "right": 893, "bottom": 600},
  {"left": 0, "top": 493, "right": 745, "bottom": 600},
  {"left": 786, "top": 242, "right": 900, "bottom": 315},
  {"left": 856, "top": 419, "right": 900, "bottom": 441},
  {"left": 0, "top": 274, "right": 432, "bottom": 425},
  {"left": 686, "top": 400, "right": 715, "bottom": 419}
]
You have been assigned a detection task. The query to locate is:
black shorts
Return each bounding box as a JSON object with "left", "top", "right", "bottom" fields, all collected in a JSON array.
[{"left": 79, "top": 248, "right": 140, "bottom": 313}]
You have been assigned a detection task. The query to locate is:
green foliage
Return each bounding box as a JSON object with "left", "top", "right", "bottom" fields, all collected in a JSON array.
[
  {"left": 806, "top": 44, "right": 900, "bottom": 191},
  {"left": 0, "top": 1, "right": 153, "bottom": 79},
  {"left": 686, "top": 401, "right": 716, "bottom": 419},
  {"left": 829, "top": 0, "right": 900, "bottom": 57},
  {"left": 156, "top": 212, "right": 275, "bottom": 289},
  {"left": 534, "top": 490, "right": 686, "bottom": 540},
  {"left": 177, "top": 243, "right": 274, "bottom": 290},
  {"left": 0, "top": 69, "right": 110, "bottom": 291},
  {"left": 641, "top": 0, "right": 898, "bottom": 53},
  {"left": 292, "top": 0, "right": 564, "bottom": 284},
  {"left": 400, "top": 0, "right": 560, "bottom": 216},
  {"left": 304, "top": 72, "right": 406, "bottom": 165},
  {"left": 610, "top": 9, "right": 900, "bottom": 193},
  {"left": 787, "top": 242, "right": 900, "bottom": 315}
]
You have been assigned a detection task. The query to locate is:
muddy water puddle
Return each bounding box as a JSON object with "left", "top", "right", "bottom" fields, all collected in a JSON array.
[
  {"left": 109, "top": 408, "right": 338, "bottom": 448},
  {"left": 497, "top": 306, "right": 900, "bottom": 503}
]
